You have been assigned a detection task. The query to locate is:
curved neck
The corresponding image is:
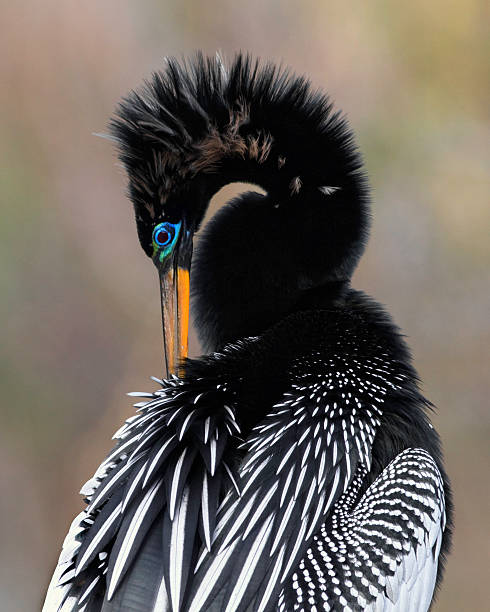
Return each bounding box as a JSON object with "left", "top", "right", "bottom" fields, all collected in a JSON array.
[{"left": 291, "top": 280, "right": 350, "bottom": 314}]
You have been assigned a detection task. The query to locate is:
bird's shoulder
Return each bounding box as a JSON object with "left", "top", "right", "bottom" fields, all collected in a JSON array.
[{"left": 44, "top": 367, "right": 244, "bottom": 611}]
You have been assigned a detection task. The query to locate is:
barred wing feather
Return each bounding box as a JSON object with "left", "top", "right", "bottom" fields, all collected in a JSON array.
[{"left": 279, "top": 448, "right": 446, "bottom": 612}]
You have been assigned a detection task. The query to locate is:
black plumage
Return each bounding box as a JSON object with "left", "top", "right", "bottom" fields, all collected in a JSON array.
[{"left": 44, "top": 53, "right": 452, "bottom": 612}]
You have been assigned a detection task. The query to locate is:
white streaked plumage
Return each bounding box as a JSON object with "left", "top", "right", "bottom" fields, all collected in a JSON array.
[
  {"left": 169, "top": 486, "right": 190, "bottom": 610},
  {"left": 75, "top": 503, "right": 122, "bottom": 576},
  {"left": 44, "top": 345, "right": 447, "bottom": 612},
  {"left": 107, "top": 478, "right": 164, "bottom": 599},
  {"left": 281, "top": 448, "right": 445, "bottom": 611}
]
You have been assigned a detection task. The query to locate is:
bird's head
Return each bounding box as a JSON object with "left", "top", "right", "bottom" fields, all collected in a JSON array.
[{"left": 110, "top": 53, "right": 370, "bottom": 370}]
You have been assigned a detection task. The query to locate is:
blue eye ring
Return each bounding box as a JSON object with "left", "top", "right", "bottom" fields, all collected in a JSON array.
[
  {"left": 153, "top": 223, "right": 174, "bottom": 247},
  {"left": 152, "top": 221, "right": 181, "bottom": 262}
]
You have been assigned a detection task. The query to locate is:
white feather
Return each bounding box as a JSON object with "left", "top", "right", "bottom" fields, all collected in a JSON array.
[{"left": 107, "top": 479, "right": 163, "bottom": 600}]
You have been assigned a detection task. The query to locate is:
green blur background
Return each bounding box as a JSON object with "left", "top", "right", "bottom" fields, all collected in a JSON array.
[{"left": 1, "top": 2, "right": 488, "bottom": 610}]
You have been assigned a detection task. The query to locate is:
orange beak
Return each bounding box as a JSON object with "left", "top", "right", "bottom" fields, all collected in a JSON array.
[{"left": 159, "top": 265, "right": 190, "bottom": 377}]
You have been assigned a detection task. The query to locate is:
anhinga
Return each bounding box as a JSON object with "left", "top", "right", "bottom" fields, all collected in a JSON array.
[{"left": 44, "top": 53, "right": 452, "bottom": 611}]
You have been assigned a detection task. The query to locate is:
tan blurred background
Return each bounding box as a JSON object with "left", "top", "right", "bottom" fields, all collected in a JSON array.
[{"left": 1, "top": 1, "right": 488, "bottom": 610}]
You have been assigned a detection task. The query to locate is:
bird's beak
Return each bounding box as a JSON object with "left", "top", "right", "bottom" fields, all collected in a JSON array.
[{"left": 158, "top": 230, "right": 192, "bottom": 377}]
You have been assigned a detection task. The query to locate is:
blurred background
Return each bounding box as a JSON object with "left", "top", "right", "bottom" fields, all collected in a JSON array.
[{"left": 1, "top": 1, "right": 488, "bottom": 610}]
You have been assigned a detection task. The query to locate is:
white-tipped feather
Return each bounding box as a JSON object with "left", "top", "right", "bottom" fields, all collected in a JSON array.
[
  {"left": 293, "top": 464, "right": 307, "bottom": 500},
  {"left": 142, "top": 434, "right": 176, "bottom": 488},
  {"left": 219, "top": 491, "right": 260, "bottom": 551},
  {"left": 169, "top": 486, "right": 190, "bottom": 611},
  {"left": 223, "top": 462, "right": 241, "bottom": 497},
  {"left": 107, "top": 479, "right": 163, "bottom": 600},
  {"left": 270, "top": 496, "right": 296, "bottom": 555},
  {"left": 305, "top": 490, "right": 326, "bottom": 540},
  {"left": 86, "top": 460, "right": 135, "bottom": 513},
  {"left": 300, "top": 476, "right": 317, "bottom": 520},
  {"left": 75, "top": 503, "right": 122, "bottom": 576},
  {"left": 169, "top": 448, "right": 188, "bottom": 520},
  {"left": 280, "top": 516, "right": 308, "bottom": 582},
  {"left": 122, "top": 461, "right": 148, "bottom": 511},
  {"left": 204, "top": 417, "right": 210, "bottom": 444},
  {"left": 257, "top": 544, "right": 286, "bottom": 612},
  {"left": 225, "top": 514, "right": 275, "bottom": 612},
  {"left": 78, "top": 576, "right": 100, "bottom": 605},
  {"left": 188, "top": 540, "right": 240, "bottom": 612},
  {"left": 324, "top": 466, "right": 341, "bottom": 511},
  {"left": 241, "top": 482, "right": 278, "bottom": 540},
  {"left": 275, "top": 442, "right": 297, "bottom": 475},
  {"left": 209, "top": 438, "right": 217, "bottom": 476},
  {"left": 279, "top": 464, "right": 296, "bottom": 508},
  {"left": 201, "top": 472, "right": 212, "bottom": 551},
  {"left": 318, "top": 185, "right": 341, "bottom": 196}
]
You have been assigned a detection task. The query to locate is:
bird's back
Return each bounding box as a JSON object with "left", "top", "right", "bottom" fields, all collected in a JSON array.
[{"left": 44, "top": 293, "right": 451, "bottom": 611}]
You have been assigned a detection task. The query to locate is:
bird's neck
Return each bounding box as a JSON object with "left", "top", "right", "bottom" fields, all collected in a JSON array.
[{"left": 291, "top": 279, "right": 350, "bottom": 314}]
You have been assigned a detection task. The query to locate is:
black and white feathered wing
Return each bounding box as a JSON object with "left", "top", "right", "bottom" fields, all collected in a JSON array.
[
  {"left": 44, "top": 339, "right": 447, "bottom": 612},
  {"left": 184, "top": 347, "right": 447, "bottom": 612},
  {"left": 43, "top": 369, "right": 243, "bottom": 612},
  {"left": 278, "top": 448, "right": 445, "bottom": 611}
]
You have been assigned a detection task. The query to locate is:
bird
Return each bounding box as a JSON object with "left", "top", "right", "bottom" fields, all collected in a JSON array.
[{"left": 43, "top": 53, "right": 452, "bottom": 612}]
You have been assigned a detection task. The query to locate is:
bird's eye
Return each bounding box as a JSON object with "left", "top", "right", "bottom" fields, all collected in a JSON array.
[
  {"left": 154, "top": 225, "right": 173, "bottom": 247},
  {"left": 152, "top": 221, "right": 181, "bottom": 261}
]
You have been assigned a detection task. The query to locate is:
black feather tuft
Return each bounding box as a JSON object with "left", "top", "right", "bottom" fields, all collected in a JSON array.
[{"left": 110, "top": 52, "right": 369, "bottom": 259}]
